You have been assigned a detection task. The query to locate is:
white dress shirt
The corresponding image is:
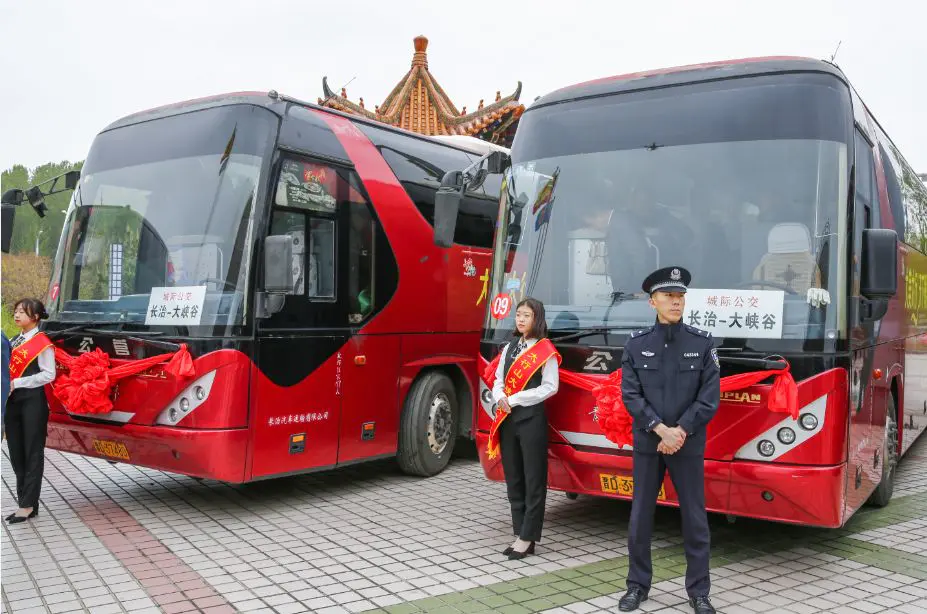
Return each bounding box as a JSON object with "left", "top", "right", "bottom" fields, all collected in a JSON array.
[
  {"left": 11, "top": 328, "right": 56, "bottom": 390},
  {"left": 491, "top": 337, "right": 559, "bottom": 408}
]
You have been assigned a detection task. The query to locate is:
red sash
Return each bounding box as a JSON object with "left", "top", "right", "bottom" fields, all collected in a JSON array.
[
  {"left": 9, "top": 332, "right": 54, "bottom": 380},
  {"left": 487, "top": 338, "right": 561, "bottom": 460}
]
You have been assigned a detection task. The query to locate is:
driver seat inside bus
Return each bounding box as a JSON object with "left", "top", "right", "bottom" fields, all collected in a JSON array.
[{"left": 750, "top": 223, "right": 822, "bottom": 295}]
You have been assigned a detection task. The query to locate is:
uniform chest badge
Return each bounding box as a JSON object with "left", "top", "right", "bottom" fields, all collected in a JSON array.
[{"left": 642, "top": 351, "right": 655, "bottom": 357}]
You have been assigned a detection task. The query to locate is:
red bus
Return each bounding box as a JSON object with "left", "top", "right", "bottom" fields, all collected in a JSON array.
[
  {"left": 435, "top": 57, "right": 927, "bottom": 527},
  {"left": 26, "top": 92, "right": 508, "bottom": 482}
]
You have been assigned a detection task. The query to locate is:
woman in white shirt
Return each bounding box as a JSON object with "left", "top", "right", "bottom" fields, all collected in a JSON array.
[
  {"left": 5, "top": 298, "right": 56, "bottom": 524},
  {"left": 491, "top": 298, "right": 560, "bottom": 559}
]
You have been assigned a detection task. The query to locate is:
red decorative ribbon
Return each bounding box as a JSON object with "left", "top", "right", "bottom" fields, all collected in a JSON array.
[
  {"left": 51, "top": 345, "right": 195, "bottom": 415},
  {"left": 481, "top": 352, "right": 797, "bottom": 450}
]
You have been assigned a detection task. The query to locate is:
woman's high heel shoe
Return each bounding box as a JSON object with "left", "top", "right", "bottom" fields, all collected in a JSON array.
[
  {"left": 6, "top": 508, "right": 38, "bottom": 524},
  {"left": 507, "top": 542, "right": 535, "bottom": 560}
]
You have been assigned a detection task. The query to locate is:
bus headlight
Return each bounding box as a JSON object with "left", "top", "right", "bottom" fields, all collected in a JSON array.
[
  {"left": 757, "top": 440, "right": 775, "bottom": 457},
  {"left": 777, "top": 427, "right": 796, "bottom": 445},
  {"left": 156, "top": 370, "right": 217, "bottom": 426},
  {"left": 799, "top": 413, "right": 818, "bottom": 431}
]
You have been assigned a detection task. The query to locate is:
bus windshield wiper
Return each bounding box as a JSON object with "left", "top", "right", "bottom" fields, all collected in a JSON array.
[
  {"left": 49, "top": 323, "right": 177, "bottom": 351},
  {"left": 715, "top": 350, "right": 787, "bottom": 371},
  {"left": 551, "top": 326, "right": 636, "bottom": 343},
  {"left": 86, "top": 328, "right": 164, "bottom": 337}
]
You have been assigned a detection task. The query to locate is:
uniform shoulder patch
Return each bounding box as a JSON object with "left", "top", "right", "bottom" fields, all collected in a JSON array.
[
  {"left": 710, "top": 347, "right": 720, "bottom": 368},
  {"left": 630, "top": 326, "right": 654, "bottom": 339},
  {"left": 684, "top": 324, "right": 710, "bottom": 337}
]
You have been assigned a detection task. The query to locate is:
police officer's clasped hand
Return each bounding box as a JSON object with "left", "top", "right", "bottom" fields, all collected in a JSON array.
[
  {"left": 655, "top": 424, "right": 686, "bottom": 455},
  {"left": 497, "top": 399, "right": 512, "bottom": 414}
]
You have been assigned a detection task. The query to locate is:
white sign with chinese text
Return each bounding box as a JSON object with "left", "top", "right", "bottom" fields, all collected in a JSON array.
[
  {"left": 683, "top": 289, "right": 785, "bottom": 339},
  {"left": 145, "top": 286, "right": 207, "bottom": 326}
]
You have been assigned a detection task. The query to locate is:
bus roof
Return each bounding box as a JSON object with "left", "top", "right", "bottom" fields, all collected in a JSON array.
[
  {"left": 428, "top": 135, "right": 510, "bottom": 155},
  {"left": 531, "top": 56, "right": 849, "bottom": 110},
  {"left": 100, "top": 91, "right": 506, "bottom": 158}
]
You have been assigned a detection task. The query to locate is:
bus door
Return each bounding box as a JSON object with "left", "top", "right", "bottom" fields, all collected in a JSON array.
[
  {"left": 847, "top": 128, "right": 883, "bottom": 511},
  {"left": 251, "top": 156, "right": 356, "bottom": 478}
]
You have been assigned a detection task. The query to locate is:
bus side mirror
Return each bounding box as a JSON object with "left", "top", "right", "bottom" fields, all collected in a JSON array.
[
  {"left": 258, "top": 234, "right": 297, "bottom": 317},
  {"left": 434, "top": 170, "right": 463, "bottom": 248},
  {"left": 860, "top": 228, "right": 897, "bottom": 322},
  {"left": 486, "top": 150, "right": 511, "bottom": 175},
  {"left": 861, "top": 228, "right": 898, "bottom": 299},
  {"left": 64, "top": 171, "right": 80, "bottom": 191},
  {"left": 1, "top": 203, "right": 15, "bottom": 253}
]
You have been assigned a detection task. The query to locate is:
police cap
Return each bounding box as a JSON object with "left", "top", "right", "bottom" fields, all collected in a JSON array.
[{"left": 642, "top": 266, "right": 691, "bottom": 295}]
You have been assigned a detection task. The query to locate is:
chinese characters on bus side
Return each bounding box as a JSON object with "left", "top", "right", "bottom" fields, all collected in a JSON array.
[
  {"left": 267, "top": 412, "right": 330, "bottom": 427},
  {"left": 682, "top": 289, "right": 785, "bottom": 339},
  {"left": 145, "top": 286, "right": 207, "bottom": 326}
]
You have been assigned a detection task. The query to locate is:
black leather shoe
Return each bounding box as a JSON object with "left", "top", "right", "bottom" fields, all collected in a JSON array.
[
  {"left": 5, "top": 513, "right": 16, "bottom": 522},
  {"left": 507, "top": 542, "right": 535, "bottom": 560},
  {"left": 689, "top": 596, "right": 715, "bottom": 614},
  {"left": 618, "top": 587, "right": 648, "bottom": 611},
  {"left": 502, "top": 546, "right": 514, "bottom": 556}
]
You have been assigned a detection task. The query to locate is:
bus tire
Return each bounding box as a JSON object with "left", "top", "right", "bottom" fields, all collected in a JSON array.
[
  {"left": 868, "top": 395, "right": 899, "bottom": 508},
  {"left": 397, "top": 371, "right": 459, "bottom": 477}
]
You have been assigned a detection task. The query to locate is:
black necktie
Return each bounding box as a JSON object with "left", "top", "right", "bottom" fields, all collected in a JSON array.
[{"left": 12, "top": 334, "right": 25, "bottom": 349}]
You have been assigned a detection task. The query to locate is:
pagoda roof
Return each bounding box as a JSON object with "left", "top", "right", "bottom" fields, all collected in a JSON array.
[{"left": 319, "top": 36, "right": 524, "bottom": 144}]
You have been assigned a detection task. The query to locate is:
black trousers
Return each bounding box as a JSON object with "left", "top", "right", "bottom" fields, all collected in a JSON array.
[
  {"left": 627, "top": 451, "right": 711, "bottom": 598},
  {"left": 499, "top": 410, "right": 548, "bottom": 542},
  {"left": 4, "top": 392, "right": 49, "bottom": 509}
]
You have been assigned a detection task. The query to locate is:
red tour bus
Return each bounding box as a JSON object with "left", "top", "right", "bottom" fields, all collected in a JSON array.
[
  {"left": 435, "top": 57, "right": 927, "bottom": 527},
  {"left": 33, "top": 91, "right": 508, "bottom": 482}
]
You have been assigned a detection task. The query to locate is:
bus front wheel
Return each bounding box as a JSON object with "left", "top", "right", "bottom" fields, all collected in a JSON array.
[{"left": 397, "top": 372, "right": 459, "bottom": 477}]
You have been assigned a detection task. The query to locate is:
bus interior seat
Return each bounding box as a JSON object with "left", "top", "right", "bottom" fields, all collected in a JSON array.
[{"left": 751, "top": 223, "right": 821, "bottom": 295}]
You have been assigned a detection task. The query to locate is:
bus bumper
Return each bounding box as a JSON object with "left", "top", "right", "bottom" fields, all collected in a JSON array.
[
  {"left": 475, "top": 431, "right": 846, "bottom": 528},
  {"left": 46, "top": 414, "right": 250, "bottom": 483}
]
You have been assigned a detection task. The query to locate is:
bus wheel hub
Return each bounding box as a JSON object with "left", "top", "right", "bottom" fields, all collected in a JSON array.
[{"left": 427, "top": 393, "right": 452, "bottom": 455}]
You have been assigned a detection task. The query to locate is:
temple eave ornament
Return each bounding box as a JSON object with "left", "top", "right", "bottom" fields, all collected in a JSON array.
[{"left": 318, "top": 37, "right": 523, "bottom": 145}]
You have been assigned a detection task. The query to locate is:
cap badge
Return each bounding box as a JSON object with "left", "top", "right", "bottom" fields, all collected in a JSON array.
[{"left": 671, "top": 268, "right": 681, "bottom": 281}]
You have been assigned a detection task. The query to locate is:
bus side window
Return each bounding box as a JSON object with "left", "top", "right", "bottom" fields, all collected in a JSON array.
[
  {"left": 308, "top": 218, "right": 335, "bottom": 299},
  {"left": 855, "top": 130, "right": 877, "bottom": 228}
]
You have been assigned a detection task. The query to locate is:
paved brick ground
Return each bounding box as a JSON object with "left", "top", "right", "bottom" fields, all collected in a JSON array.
[{"left": 2, "top": 435, "right": 926, "bottom": 614}]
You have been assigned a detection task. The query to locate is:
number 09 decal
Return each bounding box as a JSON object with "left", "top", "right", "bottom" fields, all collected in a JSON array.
[{"left": 490, "top": 293, "right": 513, "bottom": 320}]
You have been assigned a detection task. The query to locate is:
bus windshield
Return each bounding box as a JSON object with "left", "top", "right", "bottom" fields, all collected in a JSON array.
[
  {"left": 48, "top": 105, "right": 278, "bottom": 333},
  {"left": 488, "top": 73, "right": 852, "bottom": 350}
]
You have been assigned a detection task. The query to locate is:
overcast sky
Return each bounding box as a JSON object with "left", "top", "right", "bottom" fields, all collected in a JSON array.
[{"left": 2, "top": 0, "right": 925, "bottom": 172}]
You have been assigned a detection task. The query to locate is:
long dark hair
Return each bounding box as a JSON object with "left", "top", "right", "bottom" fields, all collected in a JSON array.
[
  {"left": 515, "top": 297, "right": 547, "bottom": 340},
  {"left": 13, "top": 297, "right": 49, "bottom": 322}
]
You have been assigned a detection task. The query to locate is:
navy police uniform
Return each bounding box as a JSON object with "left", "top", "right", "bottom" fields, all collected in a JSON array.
[{"left": 619, "top": 267, "right": 720, "bottom": 614}]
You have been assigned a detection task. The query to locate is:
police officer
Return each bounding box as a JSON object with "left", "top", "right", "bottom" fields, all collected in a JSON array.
[{"left": 618, "top": 267, "right": 720, "bottom": 614}]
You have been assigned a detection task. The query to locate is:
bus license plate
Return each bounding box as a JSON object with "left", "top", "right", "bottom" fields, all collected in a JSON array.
[
  {"left": 599, "top": 474, "right": 665, "bottom": 500},
  {"left": 92, "top": 439, "right": 130, "bottom": 461}
]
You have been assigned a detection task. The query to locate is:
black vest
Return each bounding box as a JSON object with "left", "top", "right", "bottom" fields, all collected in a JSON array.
[{"left": 502, "top": 339, "right": 546, "bottom": 421}]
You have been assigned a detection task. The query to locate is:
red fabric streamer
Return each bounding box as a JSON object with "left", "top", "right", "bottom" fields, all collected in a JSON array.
[
  {"left": 51, "top": 345, "right": 196, "bottom": 415},
  {"left": 480, "top": 352, "right": 798, "bottom": 450}
]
